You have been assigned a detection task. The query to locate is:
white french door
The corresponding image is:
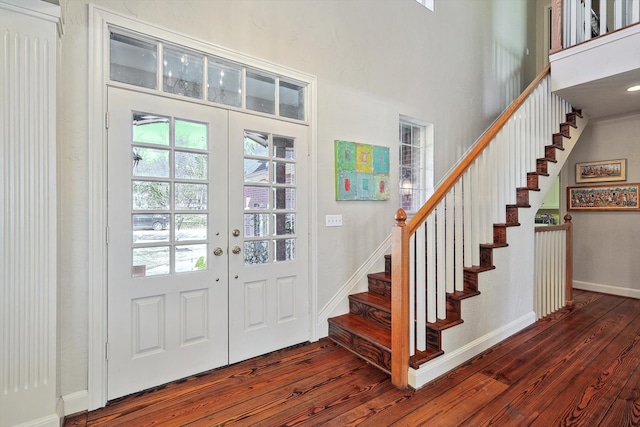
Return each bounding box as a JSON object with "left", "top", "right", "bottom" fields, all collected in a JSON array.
[
  {"left": 228, "top": 112, "right": 309, "bottom": 363},
  {"left": 106, "top": 88, "right": 309, "bottom": 400}
]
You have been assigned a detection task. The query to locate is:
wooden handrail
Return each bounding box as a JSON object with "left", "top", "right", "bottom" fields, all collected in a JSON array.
[{"left": 405, "top": 64, "right": 551, "bottom": 236}]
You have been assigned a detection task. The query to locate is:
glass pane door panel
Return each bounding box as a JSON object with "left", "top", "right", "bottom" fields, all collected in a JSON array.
[
  {"left": 274, "top": 239, "right": 295, "bottom": 262},
  {"left": 133, "top": 113, "right": 170, "bottom": 145},
  {"left": 175, "top": 151, "right": 208, "bottom": 180},
  {"left": 244, "top": 131, "right": 269, "bottom": 156},
  {"left": 132, "top": 246, "right": 170, "bottom": 277},
  {"left": 244, "top": 214, "right": 269, "bottom": 237},
  {"left": 133, "top": 181, "right": 170, "bottom": 210},
  {"left": 175, "top": 214, "right": 207, "bottom": 241},
  {"left": 244, "top": 240, "right": 269, "bottom": 265},
  {"left": 175, "top": 244, "right": 208, "bottom": 272},
  {"left": 274, "top": 213, "right": 295, "bottom": 235},
  {"left": 244, "top": 186, "right": 269, "bottom": 210},
  {"left": 175, "top": 183, "right": 207, "bottom": 210},
  {"left": 273, "top": 137, "right": 294, "bottom": 159},
  {"left": 175, "top": 119, "right": 208, "bottom": 149},
  {"left": 274, "top": 188, "right": 295, "bottom": 210},
  {"left": 132, "top": 214, "right": 170, "bottom": 243},
  {"left": 132, "top": 147, "right": 170, "bottom": 177},
  {"left": 244, "top": 159, "right": 269, "bottom": 183},
  {"left": 273, "top": 162, "right": 295, "bottom": 184}
]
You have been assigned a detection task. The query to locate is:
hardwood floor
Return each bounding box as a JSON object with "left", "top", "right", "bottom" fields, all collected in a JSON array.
[{"left": 65, "top": 290, "right": 640, "bottom": 426}]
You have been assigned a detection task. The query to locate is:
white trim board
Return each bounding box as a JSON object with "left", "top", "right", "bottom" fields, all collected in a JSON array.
[
  {"left": 88, "top": 5, "right": 318, "bottom": 410},
  {"left": 408, "top": 311, "right": 536, "bottom": 389},
  {"left": 573, "top": 281, "right": 640, "bottom": 299}
]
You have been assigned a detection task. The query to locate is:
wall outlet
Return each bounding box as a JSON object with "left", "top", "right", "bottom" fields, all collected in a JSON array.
[{"left": 325, "top": 214, "right": 343, "bottom": 227}]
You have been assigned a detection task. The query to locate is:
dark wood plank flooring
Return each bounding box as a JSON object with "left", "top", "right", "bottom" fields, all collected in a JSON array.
[{"left": 65, "top": 290, "right": 640, "bottom": 426}]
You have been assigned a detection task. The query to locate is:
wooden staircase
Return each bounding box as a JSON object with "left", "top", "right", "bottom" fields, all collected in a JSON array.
[{"left": 328, "top": 108, "right": 583, "bottom": 379}]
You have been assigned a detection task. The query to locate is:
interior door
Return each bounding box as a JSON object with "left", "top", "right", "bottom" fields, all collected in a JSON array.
[
  {"left": 107, "top": 88, "right": 229, "bottom": 399},
  {"left": 228, "top": 112, "right": 310, "bottom": 363}
]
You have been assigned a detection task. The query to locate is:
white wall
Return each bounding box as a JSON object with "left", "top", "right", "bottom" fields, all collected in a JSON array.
[
  {"left": 57, "top": 0, "right": 536, "bottom": 400},
  {"left": 561, "top": 112, "right": 640, "bottom": 296}
]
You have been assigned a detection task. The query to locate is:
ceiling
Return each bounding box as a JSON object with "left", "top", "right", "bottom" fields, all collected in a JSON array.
[{"left": 554, "top": 67, "right": 640, "bottom": 120}]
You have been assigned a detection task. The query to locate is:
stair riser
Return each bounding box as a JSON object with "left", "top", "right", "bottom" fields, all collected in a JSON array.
[
  {"left": 368, "top": 276, "right": 391, "bottom": 298},
  {"left": 328, "top": 321, "right": 391, "bottom": 373},
  {"left": 349, "top": 298, "right": 391, "bottom": 330}
]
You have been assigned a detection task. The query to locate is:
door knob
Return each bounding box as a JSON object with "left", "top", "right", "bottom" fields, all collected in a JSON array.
[
  {"left": 232, "top": 229, "right": 240, "bottom": 237},
  {"left": 213, "top": 247, "right": 223, "bottom": 256},
  {"left": 232, "top": 246, "right": 241, "bottom": 254}
]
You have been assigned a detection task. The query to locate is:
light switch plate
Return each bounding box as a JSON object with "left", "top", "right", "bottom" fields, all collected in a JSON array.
[{"left": 325, "top": 214, "right": 343, "bottom": 227}]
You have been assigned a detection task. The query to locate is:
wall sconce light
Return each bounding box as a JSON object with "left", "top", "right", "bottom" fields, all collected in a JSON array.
[{"left": 400, "top": 176, "right": 413, "bottom": 197}]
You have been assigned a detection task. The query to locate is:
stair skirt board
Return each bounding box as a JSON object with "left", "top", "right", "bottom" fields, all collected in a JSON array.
[{"left": 408, "top": 311, "right": 536, "bottom": 389}]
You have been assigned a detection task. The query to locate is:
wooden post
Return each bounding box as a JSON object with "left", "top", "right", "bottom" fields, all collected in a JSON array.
[
  {"left": 564, "top": 214, "right": 573, "bottom": 305},
  {"left": 550, "top": 0, "right": 563, "bottom": 54},
  {"left": 391, "top": 209, "right": 409, "bottom": 389}
]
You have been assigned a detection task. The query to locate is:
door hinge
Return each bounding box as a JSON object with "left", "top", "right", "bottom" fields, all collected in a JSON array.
[
  {"left": 105, "top": 111, "right": 110, "bottom": 129},
  {"left": 105, "top": 342, "right": 110, "bottom": 361},
  {"left": 106, "top": 226, "right": 110, "bottom": 245}
]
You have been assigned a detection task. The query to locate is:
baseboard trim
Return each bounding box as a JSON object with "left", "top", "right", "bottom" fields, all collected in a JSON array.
[
  {"left": 408, "top": 311, "right": 536, "bottom": 389},
  {"left": 62, "top": 390, "right": 89, "bottom": 417},
  {"left": 573, "top": 280, "right": 640, "bottom": 299},
  {"left": 13, "top": 414, "right": 60, "bottom": 427},
  {"left": 316, "top": 235, "right": 391, "bottom": 337}
]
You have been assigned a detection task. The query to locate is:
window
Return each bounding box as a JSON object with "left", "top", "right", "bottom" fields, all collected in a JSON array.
[
  {"left": 399, "top": 117, "right": 434, "bottom": 214},
  {"left": 109, "top": 30, "right": 307, "bottom": 121}
]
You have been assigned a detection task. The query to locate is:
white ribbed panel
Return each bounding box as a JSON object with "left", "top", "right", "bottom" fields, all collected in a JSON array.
[
  {"left": 1, "top": 3, "right": 58, "bottom": 425},
  {"left": 534, "top": 228, "right": 568, "bottom": 319}
]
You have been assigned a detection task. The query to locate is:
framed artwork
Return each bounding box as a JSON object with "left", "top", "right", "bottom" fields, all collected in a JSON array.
[
  {"left": 575, "top": 159, "right": 626, "bottom": 183},
  {"left": 335, "top": 140, "right": 390, "bottom": 201},
  {"left": 567, "top": 183, "right": 639, "bottom": 211}
]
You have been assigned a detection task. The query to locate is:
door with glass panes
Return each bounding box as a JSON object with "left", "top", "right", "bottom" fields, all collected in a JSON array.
[{"left": 107, "top": 88, "right": 309, "bottom": 400}]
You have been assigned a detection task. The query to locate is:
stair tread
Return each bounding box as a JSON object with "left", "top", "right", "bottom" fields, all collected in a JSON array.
[
  {"left": 410, "top": 349, "right": 445, "bottom": 368},
  {"left": 328, "top": 313, "right": 391, "bottom": 349},
  {"left": 449, "top": 289, "right": 481, "bottom": 301},
  {"left": 368, "top": 271, "right": 391, "bottom": 281},
  {"left": 480, "top": 242, "right": 508, "bottom": 249},
  {"left": 351, "top": 291, "right": 391, "bottom": 311}
]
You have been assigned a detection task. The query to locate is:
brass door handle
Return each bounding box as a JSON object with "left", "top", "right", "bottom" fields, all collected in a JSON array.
[{"left": 232, "top": 246, "right": 241, "bottom": 254}]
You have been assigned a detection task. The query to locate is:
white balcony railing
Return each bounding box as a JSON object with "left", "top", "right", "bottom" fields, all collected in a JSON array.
[{"left": 557, "top": 0, "right": 640, "bottom": 50}]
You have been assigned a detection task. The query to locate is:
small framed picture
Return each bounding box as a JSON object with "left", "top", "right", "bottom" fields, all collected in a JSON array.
[
  {"left": 575, "top": 159, "right": 626, "bottom": 183},
  {"left": 567, "top": 183, "right": 639, "bottom": 211}
]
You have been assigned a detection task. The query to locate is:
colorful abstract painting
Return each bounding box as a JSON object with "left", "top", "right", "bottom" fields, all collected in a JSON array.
[{"left": 335, "top": 140, "right": 390, "bottom": 201}]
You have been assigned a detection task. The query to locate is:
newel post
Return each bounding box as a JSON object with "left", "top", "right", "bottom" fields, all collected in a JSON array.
[
  {"left": 391, "top": 209, "right": 410, "bottom": 389},
  {"left": 550, "top": 0, "right": 563, "bottom": 54},
  {"left": 564, "top": 214, "right": 574, "bottom": 305}
]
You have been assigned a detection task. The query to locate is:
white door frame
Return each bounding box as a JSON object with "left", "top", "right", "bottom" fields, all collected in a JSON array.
[{"left": 87, "top": 5, "right": 318, "bottom": 410}]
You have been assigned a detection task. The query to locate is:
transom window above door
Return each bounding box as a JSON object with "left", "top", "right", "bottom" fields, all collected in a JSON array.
[{"left": 109, "top": 31, "right": 306, "bottom": 121}]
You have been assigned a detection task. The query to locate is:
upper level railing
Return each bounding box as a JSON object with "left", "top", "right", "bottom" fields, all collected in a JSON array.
[
  {"left": 551, "top": 0, "right": 640, "bottom": 52},
  {"left": 390, "top": 65, "right": 573, "bottom": 388}
]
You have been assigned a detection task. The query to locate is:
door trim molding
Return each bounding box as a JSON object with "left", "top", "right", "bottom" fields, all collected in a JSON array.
[{"left": 88, "top": 5, "right": 318, "bottom": 410}]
